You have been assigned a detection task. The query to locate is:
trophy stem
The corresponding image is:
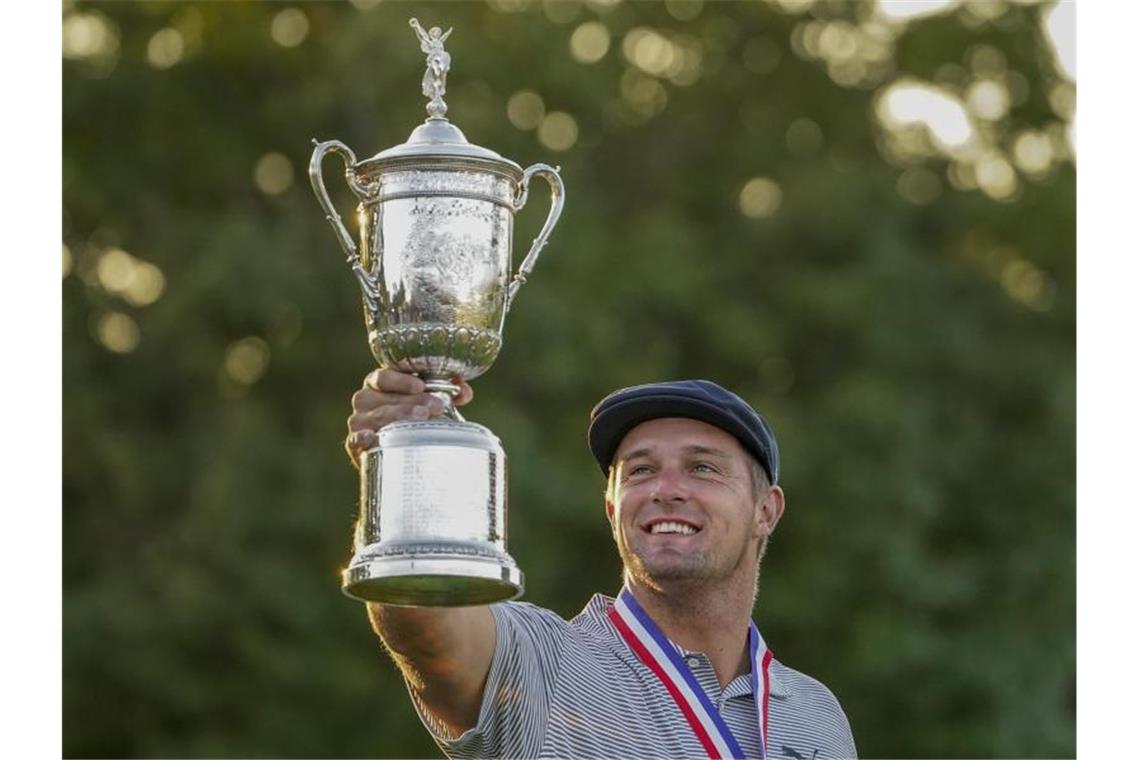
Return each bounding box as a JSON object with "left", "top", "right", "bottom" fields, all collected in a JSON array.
[{"left": 422, "top": 378, "right": 464, "bottom": 421}]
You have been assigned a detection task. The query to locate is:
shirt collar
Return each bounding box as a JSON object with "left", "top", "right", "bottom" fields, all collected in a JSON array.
[{"left": 582, "top": 593, "right": 790, "bottom": 698}]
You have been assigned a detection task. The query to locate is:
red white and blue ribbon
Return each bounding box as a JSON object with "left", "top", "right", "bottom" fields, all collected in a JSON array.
[{"left": 608, "top": 588, "right": 772, "bottom": 760}]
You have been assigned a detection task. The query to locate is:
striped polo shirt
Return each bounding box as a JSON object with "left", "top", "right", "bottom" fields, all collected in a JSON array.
[{"left": 407, "top": 594, "right": 857, "bottom": 759}]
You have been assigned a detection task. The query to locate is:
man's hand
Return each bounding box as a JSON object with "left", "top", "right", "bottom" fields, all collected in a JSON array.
[{"left": 345, "top": 369, "right": 474, "bottom": 468}]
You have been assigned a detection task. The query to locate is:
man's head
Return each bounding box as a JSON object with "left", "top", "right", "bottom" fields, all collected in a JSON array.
[{"left": 588, "top": 380, "right": 785, "bottom": 592}]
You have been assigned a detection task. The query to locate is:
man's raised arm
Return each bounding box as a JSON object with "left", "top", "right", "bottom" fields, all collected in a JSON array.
[{"left": 346, "top": 369, "right": 495, "bottom": 736}]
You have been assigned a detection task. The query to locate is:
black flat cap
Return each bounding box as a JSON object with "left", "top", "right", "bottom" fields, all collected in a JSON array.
[{"left": 587, "top": 379, "right": 779, "bottom": 484}]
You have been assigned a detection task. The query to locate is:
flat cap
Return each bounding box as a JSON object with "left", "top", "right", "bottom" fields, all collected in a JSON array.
[{"left": 587, "top": 379, "right": 779, "bottom": 484}]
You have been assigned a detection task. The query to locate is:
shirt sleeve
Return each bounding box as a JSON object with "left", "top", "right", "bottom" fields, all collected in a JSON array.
[
  {"left": 771, "top": 661, "right": 858, "bottom": 760},
  {"left": 406, "top": 601, "right": 572, "bottom": 759},
  {"left": 804, "top": 679, "right": 858, "bottom": 759},
  {"left": 830, "top": 708, "right": 858, "bottom": 760}
]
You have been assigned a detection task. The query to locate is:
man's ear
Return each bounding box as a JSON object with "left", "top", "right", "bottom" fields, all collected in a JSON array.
[
  {"left": 754, "top": 485, "right": 785, "bottom": 538},
  {"left": 604, "top": 465, "right": 618, "bottom": 525},
  {"left": 761, "top": 485, "right": 785, "bottom": 535}
]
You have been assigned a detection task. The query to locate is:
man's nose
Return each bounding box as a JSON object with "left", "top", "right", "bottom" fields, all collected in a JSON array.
[{"left": 651, "top": 466, "right": 689, "bottom": 502}]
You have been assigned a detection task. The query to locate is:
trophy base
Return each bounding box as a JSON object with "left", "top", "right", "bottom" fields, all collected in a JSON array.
[
  {"left": 342, "top": 551, "right": 524, "bottom": 606},
  {"left": 344, "top": 419, "right": 523, "bottom": 607}
]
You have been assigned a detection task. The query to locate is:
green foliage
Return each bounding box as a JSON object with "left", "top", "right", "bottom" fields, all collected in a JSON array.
[{"left": 64, "top": 1, "right": 1074, "bottom": 757}]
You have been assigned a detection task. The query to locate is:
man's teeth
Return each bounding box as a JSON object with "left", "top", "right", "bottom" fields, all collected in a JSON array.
[{"left": 650, "top": 521, "right": 697, "bottom": 535}]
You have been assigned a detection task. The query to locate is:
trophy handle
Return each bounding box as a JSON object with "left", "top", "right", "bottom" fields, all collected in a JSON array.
[
  {"left": 308, "top": 139, "right": 381, "bottom": 314},
  {"left": 506, "top": 163, "right": 565, "bottom": 313}
]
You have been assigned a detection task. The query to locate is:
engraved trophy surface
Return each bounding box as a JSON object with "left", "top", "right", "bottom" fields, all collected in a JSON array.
[{"left": 309, "top": 20, "right": 564, "bottom": 606}]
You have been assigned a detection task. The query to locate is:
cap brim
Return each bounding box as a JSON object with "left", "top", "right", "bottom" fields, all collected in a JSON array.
[{"left": 588, "top": 395, "right": 757, "bottom": 475}]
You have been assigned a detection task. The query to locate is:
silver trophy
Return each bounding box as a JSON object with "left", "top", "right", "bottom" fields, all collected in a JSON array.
[{"left": 309, "top": 19, "right": 564, "bottom": 606}]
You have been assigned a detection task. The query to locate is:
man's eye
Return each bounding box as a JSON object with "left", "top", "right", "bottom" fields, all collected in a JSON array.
[
  {"left": 692, "top": 462, "right": 717, "bottom": 474},
  {"left": 628, "top": 464, "right": 653, "bottom": 476}
]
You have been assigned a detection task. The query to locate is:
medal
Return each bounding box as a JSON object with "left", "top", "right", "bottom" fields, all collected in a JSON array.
[{"left": 609, "top": 588, "right": 772, "bottom": 760}]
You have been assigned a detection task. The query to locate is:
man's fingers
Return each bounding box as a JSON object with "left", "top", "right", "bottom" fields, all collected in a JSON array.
[
  {"left": 347, "top": 429, "right": 377, "bottom": 450},
  {"left": 346, "top": 371, "right": 463, "bottom": 469},
  {"left": 347, "top": 396, "right": 444, "bottom": 432},
  {"left": 453, "top": 377, "right": 474, "bottom": 406},
  {"left": 351, "top": 388, "right": 412, "bottom": 413},
  {"left": 345, "top": 430, "right": 378, "bottom": 469},
  {"left": 364, "top": 368, "right": 426, "bottom": 395}
]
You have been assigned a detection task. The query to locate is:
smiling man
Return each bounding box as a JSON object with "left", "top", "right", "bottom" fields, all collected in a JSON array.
[{"left": 346, "top": 375, "right": 857, "bottom": 759}]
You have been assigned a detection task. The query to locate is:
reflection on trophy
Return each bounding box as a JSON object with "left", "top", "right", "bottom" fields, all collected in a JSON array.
[{"left": 308, "top": 19, "right": 565, "bottom": 606}]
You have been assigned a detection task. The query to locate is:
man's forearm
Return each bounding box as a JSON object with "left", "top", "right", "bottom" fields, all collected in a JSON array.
[{"left": 366, "top": 603, "right": 496, "bottom": 733}]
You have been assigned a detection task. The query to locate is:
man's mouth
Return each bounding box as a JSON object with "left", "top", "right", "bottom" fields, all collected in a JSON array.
[{"left": 643, "top": 519, "right": 701, "bottom": 536}]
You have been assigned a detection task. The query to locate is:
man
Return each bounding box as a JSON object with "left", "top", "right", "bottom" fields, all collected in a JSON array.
[{"left": 346, "top": 370, "right": 857, "bottom": 759}]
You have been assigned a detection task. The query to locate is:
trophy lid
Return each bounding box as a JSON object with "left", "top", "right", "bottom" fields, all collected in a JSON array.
[{"left": 359, "top": 19, "right": 522, "bottom": 177}]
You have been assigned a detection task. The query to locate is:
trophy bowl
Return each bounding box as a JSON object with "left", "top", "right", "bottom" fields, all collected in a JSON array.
[{"left": 357, "top": 157, "right": 520, "bottom": 392}]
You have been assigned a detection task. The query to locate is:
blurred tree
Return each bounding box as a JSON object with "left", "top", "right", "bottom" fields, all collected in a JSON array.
[{"left": 63, "top": 0, "right": 1074, "bottom": 757}]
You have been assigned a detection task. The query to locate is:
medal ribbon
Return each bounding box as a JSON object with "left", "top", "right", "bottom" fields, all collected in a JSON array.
[{"left": 608, "top": 588, "right": 772, "bottom": 760}]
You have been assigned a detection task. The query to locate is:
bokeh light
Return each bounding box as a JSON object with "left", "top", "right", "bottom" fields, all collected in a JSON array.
[
  {"left": 543, "top": 0, "right": 582, "bottom": 24},
  {"left": 968, "top": 44, "right": 1006, "bottom": 76},
  {"left": 966, "top": 79, "right": 1010, "bottom": 121},
  {"left": 664, "top": 0, "right": 703, "bottom": 22},
  {"left": 897, "top": 166, "right": 943, "bottom": 205},
  {"left": 960, "top": 0, "right": 1008, "bottom": 25},
  {"left": 947, "top": 160, "right": 977, "bottom": 191},
  {"left": 1012, "top": 131, "right": 1054, "bottom": 176},
  {"left": 94, "top": 247, "right": 167, "bottom": 307},
  {"left": 94, "top": 311, "right": 140, "bottom": 354},
  {"left": 864, "top": 8, "right": 1073, "bottom": 205},
  {"left": 224, "top": 337, "right": 272, "bottom": 385},
  {"left": 507, "top": 90, "right": 546, "bottom": 130},
  {"left": 664, "top": 36, "right": 703, "bottom": 86},
  {"left": 488, "top": 0, "right": 537, "bottom": 12},
  {"left": 1000, "top": 257, "right": 1055, "bottom": 312},
  {"left": 585, "top": 0, "right": 622, "bottom": 13},
  {"left": 877, "top": 80, "right": 975, "bottom": 153},
  {"left": 791, "top": 18, "right": 896, "bottom": 89},
  {"left": 620, "top": 68, "right": 669, "bottom": 119},
  {"left": 147, "top": 28, "right": 185, "bottom": 70},
  {"left": 537, "top": 111, "right": 579, "bottom": 151},
  {"left": 171, "top": 7, "right": 205, "bottom": 50},
  {"left": 974, "top": 151, "right": 1018, "bottom": 201},
  {"left": 786, "top": 117, "right": 823, "bottom": 155},
  {"left": 1048, "top": 81, "right": 1076, "bottom": 120},
  {"left": 1005, "top": 70, "right": 1030, "bottom": 107},
  {"left": 62, "top": 11, "right": 118, "bottom": 61},
  {"left": 739, "top": 177, "right": 783, "bottom": 218},
  {"left": 876, "top": 0, "right": 960, "bottom": 24},
  {"left": 63, "top": 243, "right": 73, "bottom": 278},
  {"left": 96, "top": 248, "right": 135, "bottom": 293},
  {"left": 569, "top": 21, "right": 611, "bottom": 64},
  {"left": 620, "top": 26, "right": 703, "bottom": 86},
  {"left": 121, "top": 265, "right": 166, "bottom": 308},
  {"left": 623, "top": 28, "right": 676, "bottom": 78},
  {"left": 770, "top": 0, "right": 817, "bottom": 13},
  {"left": 271, "top": 8, "right": 310, "bottom": 48},
  {"left": 818, "top": 22, "right": 857, "bottom": 63},
  {"left": 254, "top": 153, "right": 295, "bottom": 195}
]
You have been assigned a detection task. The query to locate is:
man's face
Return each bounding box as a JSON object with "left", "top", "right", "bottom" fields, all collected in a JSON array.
[{"left": 606, "top": 417, "right": 782, "bottom": 589}]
